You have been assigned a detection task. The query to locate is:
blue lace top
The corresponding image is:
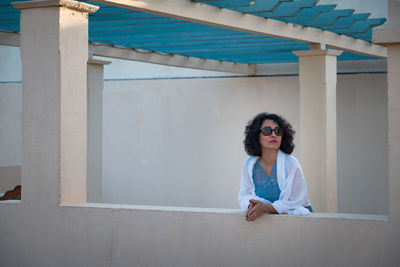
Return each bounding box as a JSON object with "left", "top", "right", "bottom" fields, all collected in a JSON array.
[{"left": 252, "top": 160, "right": 281, "bottom": 202}]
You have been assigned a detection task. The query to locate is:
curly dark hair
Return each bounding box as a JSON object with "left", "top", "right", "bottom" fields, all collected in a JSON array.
[{"left": 244, "top": 113, "right": 295, "bottom": 156}]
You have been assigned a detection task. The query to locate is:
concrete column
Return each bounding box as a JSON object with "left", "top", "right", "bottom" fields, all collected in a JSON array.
[
  {"left": 373, "top": 0, "right": 400, "bottom": 223},
  {"left": 87, "top": 59, "right": 110, "bottom": 203},
  {"left": 293, "top": 45, "right": 342, "bottom": 212},
  {"left": 13, "top": 0, "right": 98, "bottom": 206}
]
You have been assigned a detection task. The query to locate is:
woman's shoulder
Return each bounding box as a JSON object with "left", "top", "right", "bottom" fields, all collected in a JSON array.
[
  {"left": 279, "top": 150, "right": 301, "bottom": 167},
  {"left": 242, "top": 155, "right": 258, "bottom": 167}
]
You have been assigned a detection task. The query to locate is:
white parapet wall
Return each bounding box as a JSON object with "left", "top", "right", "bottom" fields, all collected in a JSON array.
[{"left": 0, "top": 202, "right": 395, "bottom": 266}]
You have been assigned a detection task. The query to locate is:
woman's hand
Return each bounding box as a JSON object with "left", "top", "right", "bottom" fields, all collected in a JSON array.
[
  {"left": 246, "top": 199, "right": 265, "bottom": 221},
  {"left": 246, "top": 199, "right": 277, "bottom": 221}
]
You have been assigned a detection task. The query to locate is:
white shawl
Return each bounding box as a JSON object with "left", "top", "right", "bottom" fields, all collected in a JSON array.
[{"left": 238, "top": 150, "right": 311, "bottom": 215}]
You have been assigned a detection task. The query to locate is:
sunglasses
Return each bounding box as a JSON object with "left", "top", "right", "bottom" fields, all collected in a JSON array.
[{"left": 260, "top": 126, "right": 284, "bottom": 136}]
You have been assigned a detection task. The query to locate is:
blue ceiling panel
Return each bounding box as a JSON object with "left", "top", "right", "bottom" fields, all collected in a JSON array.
[{"left": 0, "top": 0, "right": 387, "bottom": 64}]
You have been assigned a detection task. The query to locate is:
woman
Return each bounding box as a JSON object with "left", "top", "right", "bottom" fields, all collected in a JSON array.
[{"left": 238, "top": 113, "right": 312, "bottom": 221}]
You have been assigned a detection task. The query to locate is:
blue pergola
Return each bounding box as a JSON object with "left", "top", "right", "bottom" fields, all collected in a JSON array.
[{"left": 0, "top": 0, "right": 387, "bottom": 65}]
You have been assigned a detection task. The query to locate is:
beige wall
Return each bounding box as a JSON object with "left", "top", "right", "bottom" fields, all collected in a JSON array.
[
  {"left": 0, "top": 74, "right": 388, "bottom": 213},
  {"left": 337, "top": 74, "right": 388, "bottom": 214},
  {"left": 102, "top": 76, "right": 300, "bottom": 208},
  {"left": 0, "top": 83, "right": 21, "bottom": 192},
  {"left": 101, "top": 74, "right": 388, "bottom": 214},
  {"left": 0, "top": 166, "right": 20, "bottom": 192},
  {"left": 0, "top": 83, "right": 21, "bottom": 166}
]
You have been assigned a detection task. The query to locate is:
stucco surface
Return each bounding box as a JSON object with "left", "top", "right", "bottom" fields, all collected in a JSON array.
[
  {"left": 100, "top": 74, "right": 388, "bottom": 214},
  {"left": 0, "top": 166, "right": 20, "bottom": 192},
  {"left": 0, "top": 203, "right": 397, "bottom": 267},
  {"left": 0, "top": 73, "right": 389, "bottom": 214},
  {"left": 102, "top": 76, "right": 299, "bottom": 209},
  {"left": 0, "top": 83, "right": 21, "bottom": 166},
  {"left": 337, "top": 74, "right": 388, "bottom": 214}
]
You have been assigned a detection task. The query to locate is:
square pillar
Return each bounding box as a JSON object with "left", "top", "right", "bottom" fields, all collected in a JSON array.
[
  {"left": 87, "top": 59, "right": 110, "bottom": 203},
  {"left": 12, "top": 0, "right": 98, "bottom": 206},
  {"left": 373, "top": 0, "right": 400, "bottom": 222},
  {"left": 293, "top": 46, "right": 342, "bottom": 212}
]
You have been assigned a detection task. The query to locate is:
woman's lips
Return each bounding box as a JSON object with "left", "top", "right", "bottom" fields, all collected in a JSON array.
[{"left": 269, "top": 140, "right": 277, "bottom": 143}]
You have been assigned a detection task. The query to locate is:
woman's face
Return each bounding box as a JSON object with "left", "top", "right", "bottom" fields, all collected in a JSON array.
[{"left": 259, "top": 119, "right": 282, "bottom": 152}]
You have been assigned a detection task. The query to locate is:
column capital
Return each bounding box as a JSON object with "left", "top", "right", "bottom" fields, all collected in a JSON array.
[
  {"left": 88, "top": 59, "right": 112, "bottom": 66},
  {"left": 12, "top": 0, "right": 99, "bottom": 13},
  {"left": 293, "top": 49, "right": 343, "bottom": 57},
  {"left": 373, "top": 0, "right": 400, "bottom": 45},
  {"left": 373, "top": 24, "right": 400, "bottom": 45}
]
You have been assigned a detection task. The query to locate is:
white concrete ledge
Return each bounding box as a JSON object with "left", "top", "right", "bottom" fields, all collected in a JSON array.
[
  {"left": 0, "top": 200, "right": 20, "bottom": 205},
  {"left": 64, "top": 202, "right": 242, "bottom": 214},
  {"left": 307, "top": 212, "right": 388, "bottom": 221},
  {"left": 87, "top": 58, "right": 111, "bottom": 65},
  {"left": 62, "top": 202, "right": 388, "bottom": 221}
]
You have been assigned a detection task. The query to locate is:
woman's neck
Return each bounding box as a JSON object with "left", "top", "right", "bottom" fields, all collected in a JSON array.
[{"left": 260, "top": 149, "right": 278, "bottom": 166}]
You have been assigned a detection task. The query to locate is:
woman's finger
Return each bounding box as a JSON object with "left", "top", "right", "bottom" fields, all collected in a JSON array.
[
  {"left": 247, "top": 205, "right": 259, "bottom": 218},
  {"left": 246, "top": 203, "right": 255, "bottom": 218},
  {"left": 247, "top": 206, "right": 256, "bottom": 217}
]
